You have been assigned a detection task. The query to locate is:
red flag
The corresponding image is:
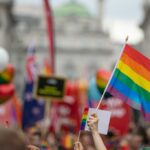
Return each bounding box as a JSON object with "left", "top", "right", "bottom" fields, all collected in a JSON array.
[
  {"left": 43, "top": 0, "right": 55, "bottom": 73},
  {"left": 50, "top": 81, "right": 81, "bottom": 133}
]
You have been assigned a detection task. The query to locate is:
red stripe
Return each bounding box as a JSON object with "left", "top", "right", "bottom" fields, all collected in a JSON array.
[{"left": 124, "top": 44, "right": 150, "bottom": 71}]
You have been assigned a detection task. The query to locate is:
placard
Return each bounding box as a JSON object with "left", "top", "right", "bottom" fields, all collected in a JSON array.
[
  {"left": 35, "top": 75, "right": 66, "bottom": 99},
  {"left": 81, "top": 108, "right": 111, "bottom": 135}
]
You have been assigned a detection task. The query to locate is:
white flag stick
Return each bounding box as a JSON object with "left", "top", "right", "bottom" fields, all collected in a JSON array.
[{"left": 96, "top": 36, "right": 129, "bottom": 109}]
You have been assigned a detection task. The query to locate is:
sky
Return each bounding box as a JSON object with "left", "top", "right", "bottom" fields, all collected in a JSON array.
[{"left": 15, "top": 0, "right": 145, "bottom": 44}]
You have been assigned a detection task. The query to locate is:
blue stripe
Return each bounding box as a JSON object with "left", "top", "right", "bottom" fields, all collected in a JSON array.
[
  {"left": 109, "top": 76, "right": 150, "bottom": 113},
  {"left": 80, "top": 122, "right": 86, "bottom": 130},
  {"left": 141, "top": 100, "right": 150, "bottom": 114}
]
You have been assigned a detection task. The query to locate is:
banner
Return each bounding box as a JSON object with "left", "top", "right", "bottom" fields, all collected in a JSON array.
[
  {"left": 50, "top": 81, "right": 80, "bottom": 133},
  {"left": 100, "top": 97, "right": 131, "bottom": 135}
]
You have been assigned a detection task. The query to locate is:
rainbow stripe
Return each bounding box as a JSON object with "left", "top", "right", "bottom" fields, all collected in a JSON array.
[
  {"left": 96, "top": 70, "right": 111, "bottom": 94},
  {"left": 106, "top": 44, "right": 150, "bottom": 121},
  {"left": 80, "top": 108, "right": 89, "bottom": 130}
]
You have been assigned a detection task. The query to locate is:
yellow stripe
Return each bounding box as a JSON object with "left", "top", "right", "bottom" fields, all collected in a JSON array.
[{"left": 117, "top": 60, "right": 150, "bottom": 92}]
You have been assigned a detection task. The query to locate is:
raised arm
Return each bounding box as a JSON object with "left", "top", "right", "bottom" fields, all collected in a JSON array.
[
  {"left": 74, "top": 141, "right": 84, "bottom": 150},
  {"left": 87, "top": 113, "right": 107, "bottom": 150}
]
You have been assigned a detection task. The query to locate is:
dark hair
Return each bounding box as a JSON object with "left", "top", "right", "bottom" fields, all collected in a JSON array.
[{"left": 135, "top": 126, "right": 149, "bottom": 145}]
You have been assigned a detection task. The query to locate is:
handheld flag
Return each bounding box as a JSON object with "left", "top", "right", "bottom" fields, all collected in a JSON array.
[
  {"left": 80, "top": 108, "right": 89, "bottom": 130},
  {"left": 22, "top": 45, "right": 45, "bottom": 129},
  {"left": 106, "top": 44, "right": 150, "bottom": 121}
]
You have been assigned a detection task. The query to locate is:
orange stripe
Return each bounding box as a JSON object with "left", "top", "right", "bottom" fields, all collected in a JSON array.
[{"left": 120, "top": 53, "right": 150, "bottom": 81}]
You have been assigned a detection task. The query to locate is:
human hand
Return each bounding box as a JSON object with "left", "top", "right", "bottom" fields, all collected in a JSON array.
[
  {"left": 74, "top": 141, "right": 84, "bottom": 150},
  {"left": 87, "top": 113, "right": 99, "bottom": 132},
  {"left": 27, "top": 145, "right": 40, "bottom": 150}
]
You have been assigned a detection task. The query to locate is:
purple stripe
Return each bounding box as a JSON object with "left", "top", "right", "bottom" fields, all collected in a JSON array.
[
  {"left": 107, "top": 85, "right": 141, "bottom": 110},
  {"left": 80, "top": 121, "right": 86, "bottom": 130},
  {"left": 141, "top": 108, "right": 150, "bottom": 122}
]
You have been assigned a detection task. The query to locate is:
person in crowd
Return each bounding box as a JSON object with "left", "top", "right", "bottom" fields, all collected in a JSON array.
[
  {"left": 0, "top": 126, "right": 40, "bottom": 150},
  {"left": 117, "top": 125, "right": 149, "bottom": 150},
  {"left": 146, "top": 126, "right": 150, "bottom": 145},
  {"left": 74, "top": 113, "right": 107, "bottom": 150},
  {"left": 104, "top": 129, "right": 120, "bottom": 150},
  {"left": 24, "top": 126, "right": 42, "bottom": 147},
  {"left": 80, "top": 132, "right": 95, "bottom": 149},
  {"left": 127, "top": 126, "right": 148, "bottom": 150},
  {"left": 0, "top": 126, "right": 26, "bottom": 150}
]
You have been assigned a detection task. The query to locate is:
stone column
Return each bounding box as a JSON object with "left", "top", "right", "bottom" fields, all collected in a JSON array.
[
  {"left": 97, "top": 0, "right": 104, "bottom": 30},
  {"left": 0, "top": 1, "right": 14, "bottom": 53}
]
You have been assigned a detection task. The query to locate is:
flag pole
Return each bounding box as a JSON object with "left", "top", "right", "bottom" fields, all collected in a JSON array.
[
  {"left": 96, "top": 36, "right": 129, "bottom": 109},
  {"left": 43, "top": 0, "right": 55, "bottom": 136},
  {"left": 76, "top": 37, "right": 129, "bottom": 143},
  {"left": 77, "top": 130, "right": 81, "bottom": 141}
]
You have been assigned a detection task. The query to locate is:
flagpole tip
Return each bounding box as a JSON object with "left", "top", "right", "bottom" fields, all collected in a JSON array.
[{"left": 125, "top": 36, "right": 129, "bottom": 42}]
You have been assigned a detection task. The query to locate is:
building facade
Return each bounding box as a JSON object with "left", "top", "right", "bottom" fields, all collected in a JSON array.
[{"left": 1, "top": 0, "right": 120, "bottom": 97}]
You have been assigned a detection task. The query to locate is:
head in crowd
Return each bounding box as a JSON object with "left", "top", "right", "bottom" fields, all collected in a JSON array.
[
  {"left": 123, "top": 126, "right": 148, "bottom": 150},
  {"left": 24, "top": 126, "right": 42, "bottom": 147},
  {"left": 0, "top": 126, "right": 26, "bottom": 150},
  {"left": 80, "top": 132, "right": 95, "bottom": 149}
]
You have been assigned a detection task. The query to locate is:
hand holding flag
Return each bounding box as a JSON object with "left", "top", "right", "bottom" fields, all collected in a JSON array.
[
  {"left": 78, "top": 38, "right": 150, "bottom": 144},
  {"left": 87, "top": 113, "right": 98, "bottom": 132},
  {"left": 80, "top": 108, "right": 111, "bottom": 134}
]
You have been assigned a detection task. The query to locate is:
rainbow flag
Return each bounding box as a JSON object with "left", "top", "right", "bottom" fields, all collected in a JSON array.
[
  {"left": 106, "top": 44, "right": 150, "bottom": 121},
  {"left": 80, "top": 108, "right": 89, "bottom": 130}
]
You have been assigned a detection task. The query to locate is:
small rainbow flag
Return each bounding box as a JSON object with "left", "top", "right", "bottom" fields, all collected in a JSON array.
[{"left": 80, "top": 107, "right": 89, "bottom": 130}]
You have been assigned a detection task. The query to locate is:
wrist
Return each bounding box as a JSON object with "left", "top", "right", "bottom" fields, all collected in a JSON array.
[{"left": 91, "top": 130, "right": 99, "bottom": 134}]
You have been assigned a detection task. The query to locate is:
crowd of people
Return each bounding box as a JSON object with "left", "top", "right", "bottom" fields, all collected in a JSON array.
[{"left": 1, "top": 113, "right": 150, "bottom": 150}]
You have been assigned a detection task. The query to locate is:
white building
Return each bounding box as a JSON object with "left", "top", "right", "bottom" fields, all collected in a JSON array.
[{"left": 1, "top": 0, "right": 120, "bottom": 97}]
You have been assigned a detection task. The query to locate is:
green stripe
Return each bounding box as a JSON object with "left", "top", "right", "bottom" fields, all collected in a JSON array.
[
  {"left": 81, "top": 118, "right": 87, "bottom": 122},
  {"left": 114, "top": 69, "right": 150, "bottom": 102}
]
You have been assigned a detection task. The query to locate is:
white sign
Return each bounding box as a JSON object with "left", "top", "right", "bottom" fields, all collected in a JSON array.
[{"left": 85, "top": 108, "right": 111, "bottom": 135}]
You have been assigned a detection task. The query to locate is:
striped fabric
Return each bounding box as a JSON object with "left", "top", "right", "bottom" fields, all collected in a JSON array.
[
  {"left": 106, "top": 44, "right": 150, "bottom": 121},
  {"left": 80, "top": 108, "right": 89, "bottom": 130},
  {"left": 96, "top": 70, "right": 111, "bottom": 94}
]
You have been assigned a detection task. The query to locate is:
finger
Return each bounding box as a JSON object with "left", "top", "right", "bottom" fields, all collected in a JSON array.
[
  {"left": 89, "top": 116, "right": 95, "bottom": 119},
  {"left": 87, "top": 118, "right": 98, "bottom": 123},
  {"left": 74, "top": 142, "right": 79, "bottom": 149},
  {"left": 91, "top": 113, "right": 96, "bottom": 117},
  {"left": 91, "top": 114, "right": 98, "bottom": 119},
  {"left": 88, "top": 116, "right": 98, "bottom": 122}
]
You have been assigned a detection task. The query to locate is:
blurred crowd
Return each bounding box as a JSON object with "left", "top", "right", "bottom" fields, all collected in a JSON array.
[{"left": 1, "top": 114, "right": 150, "bottom": 150}]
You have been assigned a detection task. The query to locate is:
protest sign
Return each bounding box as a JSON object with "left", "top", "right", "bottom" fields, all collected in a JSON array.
[
  {"left": 81, "top": 108, "right": 111, "bottom": 135},
  {"left": 35, "top": 75, "right": 66, "bottom": 99}
]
